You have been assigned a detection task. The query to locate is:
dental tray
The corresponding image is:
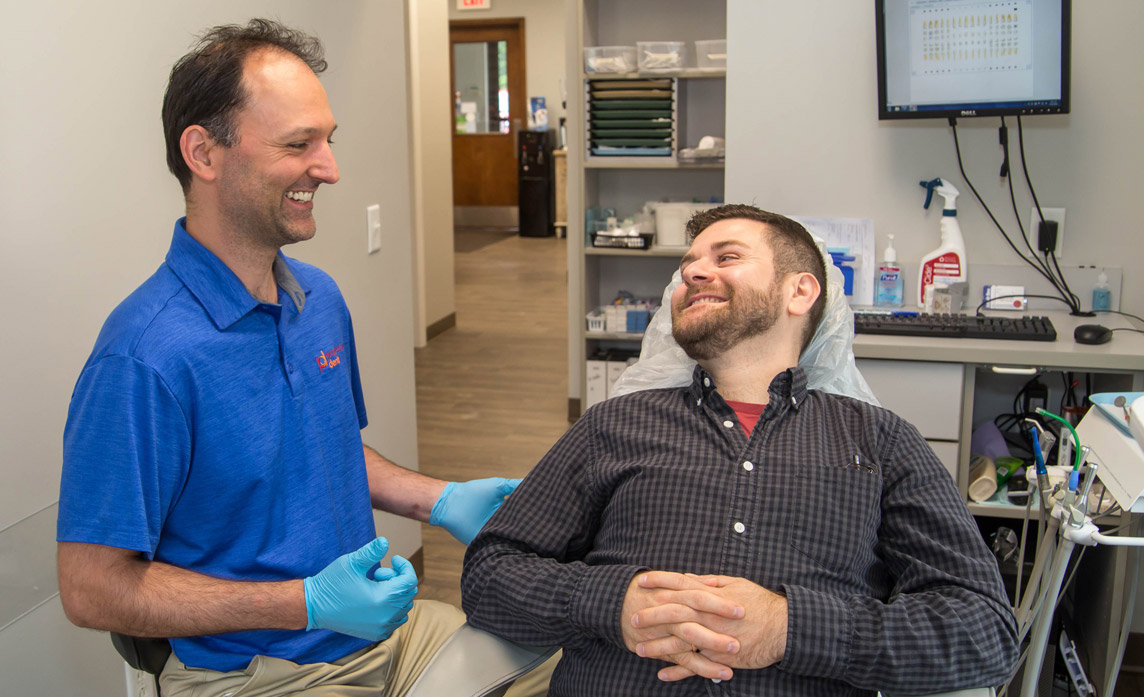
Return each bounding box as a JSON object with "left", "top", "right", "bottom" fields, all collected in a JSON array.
[{"left": 1090, "top": 392, "right": 1143, "bottom": 437}]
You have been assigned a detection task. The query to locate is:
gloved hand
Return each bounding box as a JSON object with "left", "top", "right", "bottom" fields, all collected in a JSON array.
[
  {"left": 303, "top": 537, "right": 418, "bottom": 641},
  {"left": 429, "top": 477, "right": 522, "bottom": 545}
]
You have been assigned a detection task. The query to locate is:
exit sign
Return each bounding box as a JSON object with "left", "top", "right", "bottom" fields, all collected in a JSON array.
[{"left": 457, "top": 0, "right": 491, "bottom": 9}]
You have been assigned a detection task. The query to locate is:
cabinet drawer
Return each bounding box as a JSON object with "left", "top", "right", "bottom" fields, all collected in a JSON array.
[{"left": 856, "top": 359, "right": 963, "bottom": 440}]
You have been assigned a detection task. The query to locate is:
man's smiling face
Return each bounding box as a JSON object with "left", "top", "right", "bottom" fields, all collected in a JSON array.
[
  {"left": 671, "top": 218, "right": 785, "bottom": 361},
  {"left": 214, "top": 48, "right": 340, "bottom": 250}
]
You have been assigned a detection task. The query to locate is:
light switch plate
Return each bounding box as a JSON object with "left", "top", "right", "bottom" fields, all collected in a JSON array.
[{"left": 367, "top": 204, "right": 381, "bottom": 254}]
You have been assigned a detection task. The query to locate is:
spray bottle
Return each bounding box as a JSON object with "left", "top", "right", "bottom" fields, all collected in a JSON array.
[{"left": 917, "top": 178, "right": 967, "bottom": 309}]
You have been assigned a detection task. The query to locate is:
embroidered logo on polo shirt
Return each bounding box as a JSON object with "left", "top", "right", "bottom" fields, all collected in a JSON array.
[{"left": 316, "top": 344, "right": 345, "bottom": 373}]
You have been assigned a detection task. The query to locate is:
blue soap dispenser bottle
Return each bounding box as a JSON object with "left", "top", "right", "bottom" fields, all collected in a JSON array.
[
  {"left": 1092, "top": 269, "right": 1111, "bottom": 311},
  {"left": 875, "top": 234, "right": 904, "bottom": 308}
]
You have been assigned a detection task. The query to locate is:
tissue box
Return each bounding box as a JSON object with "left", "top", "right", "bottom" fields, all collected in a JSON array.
[{"left": 604, "top": 306, "right": 628, "bottom": 333}]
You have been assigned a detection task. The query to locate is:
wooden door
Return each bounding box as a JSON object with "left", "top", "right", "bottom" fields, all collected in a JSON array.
[{"left": 450, "top": 19, "right": 526, "bottom": 208}]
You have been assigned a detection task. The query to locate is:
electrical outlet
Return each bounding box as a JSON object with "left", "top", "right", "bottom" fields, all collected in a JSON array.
[
  {"left": 367, "top": 204, "right": 381, "bottom": 254},
  {"left": 1027, "top": 207, "right": 1065, "bottom": 257}
]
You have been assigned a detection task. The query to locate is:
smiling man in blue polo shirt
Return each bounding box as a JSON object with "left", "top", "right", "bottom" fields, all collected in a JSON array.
[{"left": 55, "top": 19, "right": 538, "bottom": 697}]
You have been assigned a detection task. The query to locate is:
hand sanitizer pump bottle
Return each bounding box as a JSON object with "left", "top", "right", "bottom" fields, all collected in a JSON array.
[
  {"left": 874, "top": 235, "right": 904, "bottom": 308},
  {"left": 917, "top": 178, "right": 967, "bottom": 309},
  {"left": 1092, "top": 270, "right": 1112, "bottom": 311}
]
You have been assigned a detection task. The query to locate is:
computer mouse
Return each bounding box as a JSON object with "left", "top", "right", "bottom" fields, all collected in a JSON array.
[{"left": 1073, "top": 324, "right": 1113, "bottom": 345}]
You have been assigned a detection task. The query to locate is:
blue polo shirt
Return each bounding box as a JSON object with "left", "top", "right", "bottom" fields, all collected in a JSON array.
[{"left": 58, "top": 219, "right": 376, "bottom": 671}]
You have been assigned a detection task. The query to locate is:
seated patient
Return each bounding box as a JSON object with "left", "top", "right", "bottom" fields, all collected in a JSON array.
[{"left": 461, "top": 205, "right": 1018, "bottom": 696}]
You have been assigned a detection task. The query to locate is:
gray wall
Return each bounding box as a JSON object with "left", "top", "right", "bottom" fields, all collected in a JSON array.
[
  {"left": 0, "top": 2, "right": 421, "bottom": 694},
  {"left": 726, "top": 0, "right": 1143, "bottom": 316}
]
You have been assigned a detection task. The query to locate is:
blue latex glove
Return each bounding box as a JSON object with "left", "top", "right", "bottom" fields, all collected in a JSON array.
[
  {"left": 429, "top": 477, "right": 522, "bottom": 545},
  {"left": 303, "top": 537, "right": 418, "bottom": 641}
]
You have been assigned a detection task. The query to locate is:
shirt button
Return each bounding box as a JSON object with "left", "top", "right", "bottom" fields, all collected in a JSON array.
[
  {"left": 286, "top": 363, "right": 294, "bottom": 373},
  {"left": 723, "top": 420, "right": 734, "bottom": 428},
  {"left": 704, "top": 377, "right": 711, "bottom": 387},
  {"left": 697, "top": 398, "right": 702, "bottom": 406},
  {"left": 742, "top": 461, "right": 754, "bottom": 471},
  {"left": 733, "top": 522, "right": 746, "bottom": 534}
]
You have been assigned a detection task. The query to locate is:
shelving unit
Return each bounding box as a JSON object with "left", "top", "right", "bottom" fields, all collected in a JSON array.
[{"left": 565, "top": 0, "right": 727, "bottom": 417}]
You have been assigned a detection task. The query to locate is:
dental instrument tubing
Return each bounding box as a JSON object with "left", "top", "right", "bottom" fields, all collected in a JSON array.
[
  {"left": 1015, "top": 517, "right": 1059, "bottom": 638},
  {"left": 1089, "top": 531, "right": 1144, "bottom": 547},
  {"left": 1020, "top": 536, "right": 1076, "bottom": 697}
]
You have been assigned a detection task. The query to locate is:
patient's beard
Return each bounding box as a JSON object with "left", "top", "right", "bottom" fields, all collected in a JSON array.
[{"left": 672, "top": 280, "right": 783, "bottom": 362}]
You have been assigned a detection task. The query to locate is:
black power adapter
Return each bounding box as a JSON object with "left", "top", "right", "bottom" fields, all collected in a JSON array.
[
  {"left": 1023, "top": 380, "right": 1048, "bottom": 414},
  {"left": 1037, "top": 220, "right": 1059, "bottom": 254}
]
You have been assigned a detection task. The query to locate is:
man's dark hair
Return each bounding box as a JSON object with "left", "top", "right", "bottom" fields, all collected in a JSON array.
[
  {"left": 685, "top": 204, "right": 828, "bottom": 353},
  {"left": 162, "top": 18, "right": 327, "bottom": 192}
]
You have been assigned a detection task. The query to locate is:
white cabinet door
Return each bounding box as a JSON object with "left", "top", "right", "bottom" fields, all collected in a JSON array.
[{"left": 856, "top": 359, "right": 964, "bottom": 441}]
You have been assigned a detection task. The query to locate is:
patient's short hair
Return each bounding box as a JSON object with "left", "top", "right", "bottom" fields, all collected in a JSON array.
[{"left": 686, "top": 204, "right": 827, "bottom": 352}]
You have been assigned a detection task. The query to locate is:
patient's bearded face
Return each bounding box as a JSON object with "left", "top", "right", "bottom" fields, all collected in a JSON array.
[{"left": 671, "top": 275, "right": 783, "bottom": 361}]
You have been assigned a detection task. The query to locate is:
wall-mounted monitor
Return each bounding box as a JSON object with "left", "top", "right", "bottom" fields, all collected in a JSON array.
[{"left": 876, "top": 0, "right": 1070, "bottom": 120}]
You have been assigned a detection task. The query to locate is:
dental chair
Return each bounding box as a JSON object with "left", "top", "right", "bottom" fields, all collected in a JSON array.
[
  {"left": 114, "top": 625, "right": 556, "bottom": 697},
  {"left": 610, "top": 232, "right": 995, "bottom": 697}
]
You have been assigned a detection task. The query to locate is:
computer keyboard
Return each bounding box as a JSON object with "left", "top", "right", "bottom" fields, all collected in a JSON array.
[{"left": 853, "top": 313, "right": 1058, "bottom": 342}]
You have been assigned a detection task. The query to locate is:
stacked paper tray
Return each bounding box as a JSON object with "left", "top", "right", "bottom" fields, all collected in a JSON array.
[{"left": 586, "top": 78, "right": 676, "bottom": 157}]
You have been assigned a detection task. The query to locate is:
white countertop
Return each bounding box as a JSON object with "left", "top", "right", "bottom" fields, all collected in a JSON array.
[{"left": 852, "top": 310, "right": 1144, "bottom": 372}]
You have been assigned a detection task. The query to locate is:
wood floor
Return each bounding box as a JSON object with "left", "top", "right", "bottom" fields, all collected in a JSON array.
[{"left": 414, "top": 230, "right": 570, "bottom": 608}]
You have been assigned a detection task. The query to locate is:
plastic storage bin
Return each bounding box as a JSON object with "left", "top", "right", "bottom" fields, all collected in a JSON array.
[
  {"left": 653, "top": 202, "right": 720, "bottom": 248},
  {"left": 584, "top": 46, "right": 637, "bottom": 74},
  {"left": 637, "top": 41, "right": 684, "bottom": 73},
  {"left": 585, "top": 309, "right": 606, "bottom": 332},
  {"left": 591, "top": 230, "right": 655, "bottom": 250},
  {"left": 695, "top": 40, "right": 726, "bottom": 71}
]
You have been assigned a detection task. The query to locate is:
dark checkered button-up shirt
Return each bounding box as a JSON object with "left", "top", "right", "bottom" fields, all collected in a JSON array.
[{"left": 462, "top": 367, "right": 1017, "bottom": 696}]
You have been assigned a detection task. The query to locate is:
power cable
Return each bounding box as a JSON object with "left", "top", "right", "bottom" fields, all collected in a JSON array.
[
  {"left": 947, "top": 118, "right": 1081, "bottom": 313},
  {"left": 1017, "top": 116, "right": 1083, "bottom": 311}
]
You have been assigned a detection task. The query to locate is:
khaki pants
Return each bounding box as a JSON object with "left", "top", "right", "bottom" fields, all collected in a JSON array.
[{"left": 159, "top": 600, "right": 554, "bottom": 697}]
